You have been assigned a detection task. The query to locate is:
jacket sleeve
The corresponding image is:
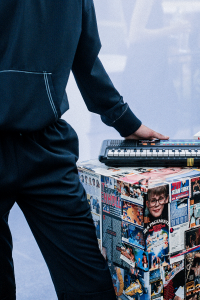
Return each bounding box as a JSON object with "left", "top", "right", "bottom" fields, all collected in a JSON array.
[{"left": 72, "top": 0, "right": 142, "bottom": 137}]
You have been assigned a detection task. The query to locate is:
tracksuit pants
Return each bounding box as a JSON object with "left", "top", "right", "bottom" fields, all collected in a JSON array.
[{"left": 0, "top": 119, "right": 116, "bottom": 300}]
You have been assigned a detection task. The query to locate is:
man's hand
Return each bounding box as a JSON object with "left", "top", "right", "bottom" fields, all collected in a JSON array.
[{"left": 125, "top": 124, "right": 169, "bottom": 140}]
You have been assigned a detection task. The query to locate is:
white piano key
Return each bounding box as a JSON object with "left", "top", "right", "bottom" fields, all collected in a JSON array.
[
  {"left": 152, "top": 150, "right": 158, "bottom": 157},
  {"left": 179, "top": 150, "right": 186, "bottom": 156},
  {"left": 169, "top": 150, "right": 175, "bottom": 157},
  {"left": 118, "top": 150, "right": 125, "bottom": 156},
  {"left": 157, "top": 150, "right": 163, "bottom": 157},
  {"left": 174, "top": 150, "right": 180, "bottom": 156},
  {"left": 196, "top": 150, "right": 200, "bottom": 156},
  {"left": 135, "top": 150, "right": 141, "bottom": 157},
  {"left": 130, "top": 150, "right": 136, "bottom": 157},
  {"left": 186, "top": 150, "right": 192, "bottom": 156},
  {"left": 140, "top": 150, "right": 147, "bottom": 157},
  {"left": 113, "top": 150, "right": 119, "bottom": 156},
  {"left": 107, "top": 150, "right": 114, "bottom": 157},
  {"left": 146, "top": 150, "right": 152, "bottom": 157},
  {"left": 191, "top": 150, "right": 197, "bottom": 156},
  {"left": 124, "top": 150, "right": 130, "bottom": 156},
  {"left": 163, "top": 150, "right": 169, "bottom": 157}
]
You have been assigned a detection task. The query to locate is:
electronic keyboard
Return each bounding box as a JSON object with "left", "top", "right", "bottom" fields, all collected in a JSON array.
[{"left": 98, "top": 139, "right": 200, "bottom": 167}]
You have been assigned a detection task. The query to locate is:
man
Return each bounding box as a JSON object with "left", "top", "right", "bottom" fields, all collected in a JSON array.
[
  {"left": 142, "top": 253, "right": 148, "bottom": 269},
  {"left": 0, "top": 1, "right": 168, "bottom": 300},
  {"left": 145, "top": 185, "right": 169, "bottom": 224},
  {"left": 191, "top": 262, "right": 200, "bottom": 286}
]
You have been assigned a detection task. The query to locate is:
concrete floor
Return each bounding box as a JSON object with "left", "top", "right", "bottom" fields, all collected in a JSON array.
[{"left": 9, "top": 204, "right": 57, "bottom": 300}]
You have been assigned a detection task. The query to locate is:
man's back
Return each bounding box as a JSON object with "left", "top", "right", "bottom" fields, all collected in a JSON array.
[
  {"left": 0, "top": 1, "right": 82, "bottom": 73},
  {"left": 0, "top": 0, "right": 102, "bottom": 132}
]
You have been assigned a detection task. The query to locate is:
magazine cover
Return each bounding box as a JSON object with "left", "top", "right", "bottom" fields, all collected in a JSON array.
[
  {"left": 163, "top": 260, "right": 184, "bottom": 300},
  {"left": 170, "top": 246, "right": 200, "bottom": 265},
  {"left": 122, "top": 222, "right": 145, "bottom": 250},
  {"left": 108, "top": 263, "right": 125, "bottom": 298},
  {"left": 92, "top": 213, "right": 101, "bottom": 240},
  {"left": 108, "top": 263, "right": 150, "bottom": 300},
  {"left": 120, "top": 182, "right": 146, "bottom": 206},
  {"left": 170, "top": 179, "right": 190, "bottom": 201},
  {"left": 123, "top": 267, "right": 150, "bottom": 300},
  {"left": 102, "top": 176, "right": 121, "bottom": 216},
  {"left": 185, "top": 249, "right": 200, "bottom": 297},
  {"left": 169, "top": 197, "right": 189, "bottom": 253},
  {"left": 87, "top": 193, "right": 101, "bottom": 215},
  {"left": 144, "top": 184, "right": 169, "bottom": 228},
  {"left": 189, "top": 198, "right": 200, "bottom": 228},
  {"left": 122, "top": 200, "right": 144, "bottom": 228},
  {"left": 78, "top": 158, "right": 141, "bottom": 179},
  {"left": 186, "top": 292, "right": 200, "bottom": 300},
  {"left": 165, "top": 169, "right": 200, "bottom": 183},
  {"left": 79, "top": 170, "right": 102, "bottom": 248},
  {"left": 185, "top": 227, "right": 200, "bottom": 250},
  {"left": 191, "top": 176, "right": 200, "bottom": 198},
  {"left": 145, "top": 221, "right": 169, "bottom": 270},
  {"left": 151, "top": 280, "right": 163, "bottom": 299},
  {"left": 101, "top": 176, "right": 129, "bottom": 269},
  {"left": 79, "top": 169, "right": 100, "bottom": 197},
  {"left": 150, "top": 268, "right": 162, "bottom": 284},
  {"left": 120, "top": 168, "right": 200, "bottom": 187},
  {"left": 120, "top": 242, "right": 149, "bottom": 271}
]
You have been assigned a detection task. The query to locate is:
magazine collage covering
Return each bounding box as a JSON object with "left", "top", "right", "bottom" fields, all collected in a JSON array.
[{"left": 78, "top": 159, "right": 200, "bottom": 300}]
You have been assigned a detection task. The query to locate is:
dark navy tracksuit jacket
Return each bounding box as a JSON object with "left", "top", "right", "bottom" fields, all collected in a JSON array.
[
  {"left": 0, "top": 1, "right": 142, "bottom": 299},
  {"left": 0, "top": 0, "right": 141, "bottom": 134}
]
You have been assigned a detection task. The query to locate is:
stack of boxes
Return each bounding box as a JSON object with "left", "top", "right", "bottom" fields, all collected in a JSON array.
[{"left": 78, "top": 159, "right": 200, "bottom": 300}]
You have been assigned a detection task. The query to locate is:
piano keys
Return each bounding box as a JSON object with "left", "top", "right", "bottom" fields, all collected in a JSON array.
[{"left": 99, "top": 139, "right": 200, "bottom": 167}]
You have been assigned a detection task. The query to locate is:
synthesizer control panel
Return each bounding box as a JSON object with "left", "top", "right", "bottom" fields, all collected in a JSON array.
[{"left": 99, "top": 139, "right": 200, "bottom": 167}]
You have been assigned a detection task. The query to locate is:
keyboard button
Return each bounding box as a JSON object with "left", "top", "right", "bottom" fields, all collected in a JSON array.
[
  {"left": 135, "top": 150, "right": 141, "bottom": 157},
  {"left": 163, "top": 150, "right": 169, "bottom": 157},
  {"left": 147, "top": 150, "right": 152, "bottom": 157},
  {"left": 191, "top": 150, "right": 196, "bottom": 156},
  {"left": 186, "top": 150, "right": 192, "bottom": 156},
  {"left": 152, "top": 150, "right": 158, "bottom": 157},
  {"left": 174, "top": 150, "right": 179, "bottom": 156},
  {"left": 113, "top": 150, "right": 119, "bottom": 156},
  {"left": 125, "top": 150, "right": 130, "bottom": 156},
  {"left": 107, "top": 150, "right": 114, "bottom": 157},
  {"left": 140, "top": 150, "right": 147, "bottom": 157},
  {"left": 130, "top": 150, "right": 136, "bottom": 157},
  {"left": 107, "top": 147, "right": 199, "bottom": 160},
  {"left": 196, "top": 150, "right": 200, "bottom": 156},
  {"left": 157, "top": 150, "right": 163, "bottom": 157},
  {"left": 180, "top": 150, "right": 186, "bottom": 156},
  {"left": 118, "top": 150, "right": 125, "bottom": 156}
]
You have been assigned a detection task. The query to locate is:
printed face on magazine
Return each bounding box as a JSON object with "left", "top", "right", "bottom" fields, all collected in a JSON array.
[{"left": 146, "top": 194, "right": 169, "bottom": 218}]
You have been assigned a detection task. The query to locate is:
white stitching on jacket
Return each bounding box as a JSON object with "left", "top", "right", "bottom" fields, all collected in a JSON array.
[
  {"left": 111, "top": 105, "right": 128, "bottom": 124},
  {"left": 0, "top": 70, "right": 52, "bottom": 74},
  {"left": 44, "top": 72, "right": 58, "bottom": 119}
]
